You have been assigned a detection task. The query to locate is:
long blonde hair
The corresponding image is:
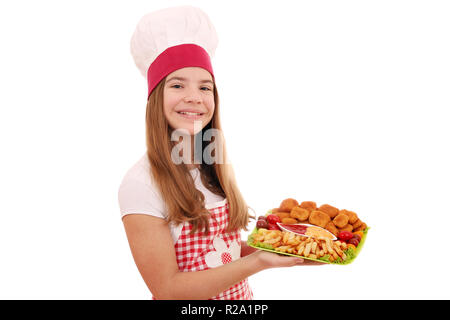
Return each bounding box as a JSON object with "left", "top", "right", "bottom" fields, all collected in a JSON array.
[{"left": 145, "top": 77, "right": 252, "bottom": 234}]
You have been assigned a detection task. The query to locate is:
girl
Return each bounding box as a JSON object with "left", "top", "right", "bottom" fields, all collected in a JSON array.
[{"left": 119, "top": 6, "right": 321, "bottom": 300}]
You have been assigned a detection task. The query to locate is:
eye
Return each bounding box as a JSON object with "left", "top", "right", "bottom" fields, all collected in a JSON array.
[
  {"left": 171, "top": 84, "right": 182, "bottom": 89},
  {"left": 201, "top": 86, "right": 212, "bottom": 91}
]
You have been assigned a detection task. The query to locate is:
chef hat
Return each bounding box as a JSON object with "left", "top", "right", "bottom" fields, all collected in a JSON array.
[{"left": 130, "top": 6, "right": 219, "bottom": 99}]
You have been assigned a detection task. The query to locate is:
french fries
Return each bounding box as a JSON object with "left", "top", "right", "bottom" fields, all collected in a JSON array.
[{"left": 253, "top": 228, "right": 350, "bottom": 262}]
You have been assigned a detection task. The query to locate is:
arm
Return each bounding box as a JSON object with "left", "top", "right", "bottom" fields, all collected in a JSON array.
[
  {"left": 241, "top": 240, "right": 258, "bottom": 257},
  {"left": 122, "top": 214, "right": 305, "bottom": 300}
]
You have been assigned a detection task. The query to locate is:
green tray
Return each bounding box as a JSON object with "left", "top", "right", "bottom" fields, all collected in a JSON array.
[{"left": 247, "top": 225, "right": 369, "bottom": 265}]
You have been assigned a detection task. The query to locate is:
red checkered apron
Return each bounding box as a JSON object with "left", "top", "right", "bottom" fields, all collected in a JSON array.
[{"left": 153, "top": 199, "right": 253, "bottom": 300}]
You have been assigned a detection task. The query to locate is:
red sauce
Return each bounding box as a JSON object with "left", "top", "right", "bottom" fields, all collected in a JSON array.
[{"left": 279, "top": 224, "right": 307, "bottom": 234}]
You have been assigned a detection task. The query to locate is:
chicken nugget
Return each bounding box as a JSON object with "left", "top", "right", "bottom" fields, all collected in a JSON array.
[
  {"left": 308, "top": 210, "right": 331, "bottom": 228},
  {"left": 290, "top": 206, "right": 310, "bottom": 221},
  {"left": 333, "top": 213, "right": 349, "bottom": 228},
  {"left": 279, "top": 198, "right": 299, "bottom": 212},
  {"left": 354, "top": 222, "right": 367, "bottom": 232},
  {"left": 325, "top": 221, "right": 339, "bottom": 236},
  {"left": 339, "top": 209, "right": 358, "bottom": 224},
  {"left": 318, "top": 204, "right": 340, "bottom": 219},
  {"left": 338, "top": 224, "right": 353, "bottom": 232},
  {"left": 275, "top": 212, "right": 291, "bottom": 220},
  {"left": 281, "top": 217, "right": 298, "bottom": 225},
  {"left": 352, "top": 219, "right": 363, "bottom": 229},
  {"left": 299, "top": 201, "right": 317, "bottom": 212},
  {"left": 270, "top": 208, "right": 281, "bottom": 214}
]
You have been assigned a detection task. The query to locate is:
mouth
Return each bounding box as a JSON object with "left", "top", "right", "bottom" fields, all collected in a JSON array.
[{"left": 176, "top": 111, "right": 205, "bottom": 120}]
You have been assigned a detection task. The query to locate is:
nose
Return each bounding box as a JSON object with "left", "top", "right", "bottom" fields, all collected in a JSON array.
[{"left": 183, "top": 88, "right": 202, "bottom": 104}]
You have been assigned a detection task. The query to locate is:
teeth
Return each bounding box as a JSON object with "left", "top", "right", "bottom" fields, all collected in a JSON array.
[{"left": 179, "top": 112, "right": 202, "bottom": 116}]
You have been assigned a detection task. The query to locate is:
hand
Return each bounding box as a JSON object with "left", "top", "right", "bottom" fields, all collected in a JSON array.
[{"left": 254, "top": 250, "right": 326, "bottom": 269}]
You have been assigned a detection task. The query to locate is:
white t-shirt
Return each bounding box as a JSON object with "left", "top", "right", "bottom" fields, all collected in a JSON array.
[{"left": 118, "top": 154, "right": 226, "bottom": 243}]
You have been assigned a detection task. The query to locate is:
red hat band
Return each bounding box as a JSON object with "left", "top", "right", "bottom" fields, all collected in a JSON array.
[{"left": 147, "top": 43, "right": 214, "bottom": 99}]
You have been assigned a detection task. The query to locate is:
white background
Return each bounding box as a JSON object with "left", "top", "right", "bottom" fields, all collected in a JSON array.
[{"left": 1, "top": 0, "right": 449, "bottom": 299}]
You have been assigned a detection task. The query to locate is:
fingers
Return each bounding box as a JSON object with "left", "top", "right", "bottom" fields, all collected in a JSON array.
[
  {"left": 290, "top": 256, "right": 326, "bottom": 266},
  {"left": 281, "top": 255, "right": 304, "bottom": 266},
  {"left": 259, "top": 250, "right": 324, "bottom": 268},
  {"left": 280, "top": 254, "right": 325, "bottom": 266},
  {"left": 298, "top": 259, "right": 327, "bottom": 266}
]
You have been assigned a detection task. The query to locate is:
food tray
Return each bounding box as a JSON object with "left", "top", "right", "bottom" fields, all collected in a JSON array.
[{"left": 247, "top": 225, "right": 369, "bottom": 265}]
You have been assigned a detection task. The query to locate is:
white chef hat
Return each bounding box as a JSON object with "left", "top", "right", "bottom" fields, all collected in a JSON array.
[{"left": 130, "top": 6, "right": 219, "bottom": 99}]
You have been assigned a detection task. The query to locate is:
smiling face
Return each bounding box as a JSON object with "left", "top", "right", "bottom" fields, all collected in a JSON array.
[{"left": 163, "top": 67, "right": 215, "bottom": 136}]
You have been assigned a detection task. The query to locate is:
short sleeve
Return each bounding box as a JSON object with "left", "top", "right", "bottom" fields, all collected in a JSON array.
[{"left": 118, "top": 176, "right": 167, "bottom": 219}]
